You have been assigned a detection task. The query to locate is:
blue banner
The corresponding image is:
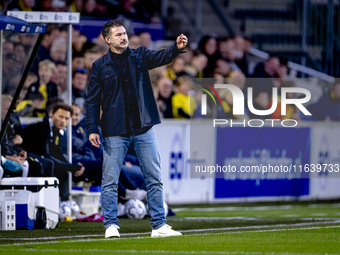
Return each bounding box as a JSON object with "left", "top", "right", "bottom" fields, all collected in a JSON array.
[{"left": 215, "top": 127, "right": 310, "bottom": 198}]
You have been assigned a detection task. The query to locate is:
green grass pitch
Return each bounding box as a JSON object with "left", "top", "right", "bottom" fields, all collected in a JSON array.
[{"left": 0, "top": 200, "right": 339, "bottom": 255}]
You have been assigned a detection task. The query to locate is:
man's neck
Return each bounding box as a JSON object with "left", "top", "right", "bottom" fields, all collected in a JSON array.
[{"left": 110, "top": 46, "right": 125, "bottom": 54}]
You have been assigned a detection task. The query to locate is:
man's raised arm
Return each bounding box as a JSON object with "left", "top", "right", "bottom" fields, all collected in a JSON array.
[{"left": 144, "top": 34, "right": 188, "bottom": 70}]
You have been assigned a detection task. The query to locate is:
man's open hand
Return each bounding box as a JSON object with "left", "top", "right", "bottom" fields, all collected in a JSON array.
[
  {"left": 176, "top": 34, "right": 188, "bottom": 50},
  {"left": 89, "top": 133, "right": 101, "bottom": 148}
]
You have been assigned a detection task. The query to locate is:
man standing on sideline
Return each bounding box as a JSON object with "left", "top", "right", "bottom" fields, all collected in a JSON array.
[{"left": 86, "top": 19, "right": 187, "bottom": 238}]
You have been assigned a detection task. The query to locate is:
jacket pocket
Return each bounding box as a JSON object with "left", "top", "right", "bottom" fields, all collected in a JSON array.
[{"left": 101, "top": 72, "right": 116, "bottom": 93}]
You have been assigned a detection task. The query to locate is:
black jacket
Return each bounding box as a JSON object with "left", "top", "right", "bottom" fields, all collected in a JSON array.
[
  {"left": 22, "top": 117, "right": 80, "bottom": 174},
  {"left": 85, "top": 43, "right": 185, "bottom": 137}
]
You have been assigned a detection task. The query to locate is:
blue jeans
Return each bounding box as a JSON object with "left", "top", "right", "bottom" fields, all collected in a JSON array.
[{"left": 101, "top": 128, "right": 166, "bottom": 230}]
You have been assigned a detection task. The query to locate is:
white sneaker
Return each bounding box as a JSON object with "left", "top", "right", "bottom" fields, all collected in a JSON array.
[
  {"left": 125, "top": 189, "right": 147, "bottom": 200},
  {"left": 105, "top": 224, "right": 120, "bottom": 238},
  {"left": 151, "top": 224, "right": 182, "bottom": 237}
]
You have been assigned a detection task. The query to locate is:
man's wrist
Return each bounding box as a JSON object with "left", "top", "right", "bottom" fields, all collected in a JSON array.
[{"left": 175, "top": 43, "right": 186, "bottom": 52}]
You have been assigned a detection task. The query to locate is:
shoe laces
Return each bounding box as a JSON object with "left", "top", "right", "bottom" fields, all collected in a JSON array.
[{"left": 108, "top": 224, "right": 120, "bottom": 230}]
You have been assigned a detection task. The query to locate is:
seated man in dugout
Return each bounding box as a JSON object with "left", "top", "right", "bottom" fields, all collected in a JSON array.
[{"left": 22, "top": 103, "right": 85, "bottom": 203}]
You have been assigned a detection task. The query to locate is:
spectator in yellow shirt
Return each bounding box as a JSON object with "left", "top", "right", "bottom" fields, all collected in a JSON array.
[{"left": 172, "top": 76, "right": 197, "bottom": 119}]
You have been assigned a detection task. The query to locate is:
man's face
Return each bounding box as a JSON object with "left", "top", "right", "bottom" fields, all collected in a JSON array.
[
  {"left": 129, "top": 35, "right": 141, "bottom": 49},
  {"left": 265, "top": 57, "right": 280, "bottom": 76},
  {"left": 140, "top": 32, "right": 151, "bottom": 48},
  {"left": 216, "top": 59, "right": 230, "bottom": 75},
  {"left": 1, "top": 101, "right": 11, "bottom": 121},
  {"left": 178, "top": 82, "right": 190, "bottom": 96},
  {"left": 51, "top": 45, "right": 67, "bottom": 62},
  {"left": 84, "top": 52, "right": 100, "bottom": 69},
  {"left": 73, "top": 73, "right": 88, "bottom": 90},
  {"left": 72, "top": 57, "right": 85, "bottom": 71},
  {"left": 50, "top": 66, "right": 59, "bottom": 84},
  {"left": 106, "top": 26, "right": 129, "bottom": 51},
  {"left": 38, "top": 65, "right": 53, "bottom": 84},
  {"left": 52, "top": 108, "right": 71, "bottom": 130},
  {"left": 20, "top": 34, "right": 35, "bottom": 46},
  {"left": 3, "top": 42, "right": 13, "bottom": 56},
  {"left": 14, "top": 45, "right": 26, "bottom": 62},
  {"left": 172, "top": 58, "right": 185, "bottom": 73},
  {"left": 158, "top": 78, "right": 173, "bottom": 98},
  {"left": 71, "top": 105, "right": 81, "bottom": 126}
]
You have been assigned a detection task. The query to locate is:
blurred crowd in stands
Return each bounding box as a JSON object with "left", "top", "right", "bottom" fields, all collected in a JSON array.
[
  {"left": 1, "top": 0, "right": 338, "bottom": 123},
  {"left": 3, "top": 0, "right": 161, "bottom": 23},
  {"left": 2, "top": 24, "right": 339, "bottom": 122}
]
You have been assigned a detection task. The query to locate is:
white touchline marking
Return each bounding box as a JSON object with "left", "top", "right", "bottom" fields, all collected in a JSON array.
[
  {"left": 168, "top": 217, "right": 340, "bottom": 221},
  {"left": 172, "top": 205, "right": 295, "bottom": 212},
  {"left": 311, "top": 213, "right": 328, "bottom": 216},
  {"left": 178, "top": 221, "right": 340, "bottom": 233},
  {"left": 173, "top": 203, "right": 340, "bottom": 213},
  {"left": 168, "top": 217, "right": 260, "bottom": 221},
  {"left": 1, "top": 221, "right": 340, "bottom": 247},
  {"left": 0, "top": 248, "right": 338, "bottom": 255}
]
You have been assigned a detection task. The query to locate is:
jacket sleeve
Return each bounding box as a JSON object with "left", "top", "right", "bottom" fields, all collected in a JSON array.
[
  {"left": 48, "top": 154, "right": 81, "bottom": 174},
  {"left": 144, "top": 43, "right": 186, "bottom": 70},
  {"left": 85, "top": 62, "right": 102, "bottom": 135}
]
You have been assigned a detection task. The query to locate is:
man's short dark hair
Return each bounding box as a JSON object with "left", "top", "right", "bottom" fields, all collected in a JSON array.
[
  {"left": 102, "top": 19, "right": 125, "bottom": 40},
  {"left": 72, "top": 102, "right": 81, "bottom": 110},
  {"left": 52, "top": 103, "right": 73, "bottom": 116}
]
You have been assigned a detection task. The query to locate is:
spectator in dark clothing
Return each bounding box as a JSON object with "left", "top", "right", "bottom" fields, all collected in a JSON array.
[
  {"left": 2, "top": 54, "right": 22, "bottom": 94},
  {"left": 234, "top": 36, "right": 249, "bottom": 76},
  {"left": 72, "top": 68, "right": 88, "bottom": 114},
  {"left": 31, "top": 25, "right": 60, "bottom": 74},
  {"left": 2, "top": 41, "right": 14, "bottom": 56},
  {"left": 251, "top": 56, "right": 280, "bottom": 96},
  {"left": 22, "top": 103, "right": 84, "bottom": 201},
  {"left": 1, "top": 95, "right": 54, "bottom": 178},
  {"left": 252, "top": 56, "right": 280, "bottom": 78},
  {"left": 1, "top": 95, "right": 28, "bottom": 177},
  {"left": 218, "top": 37, "right": 242, "bottom": 73},
  {"left": 156, "top": 78, "right": 174, "bottom": 118},
  {"left": 71, "top": 103, "right": 102, "bottom": 184},
  {"left": 198, "top": 35, "right": 219, "bottom": 77}
]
